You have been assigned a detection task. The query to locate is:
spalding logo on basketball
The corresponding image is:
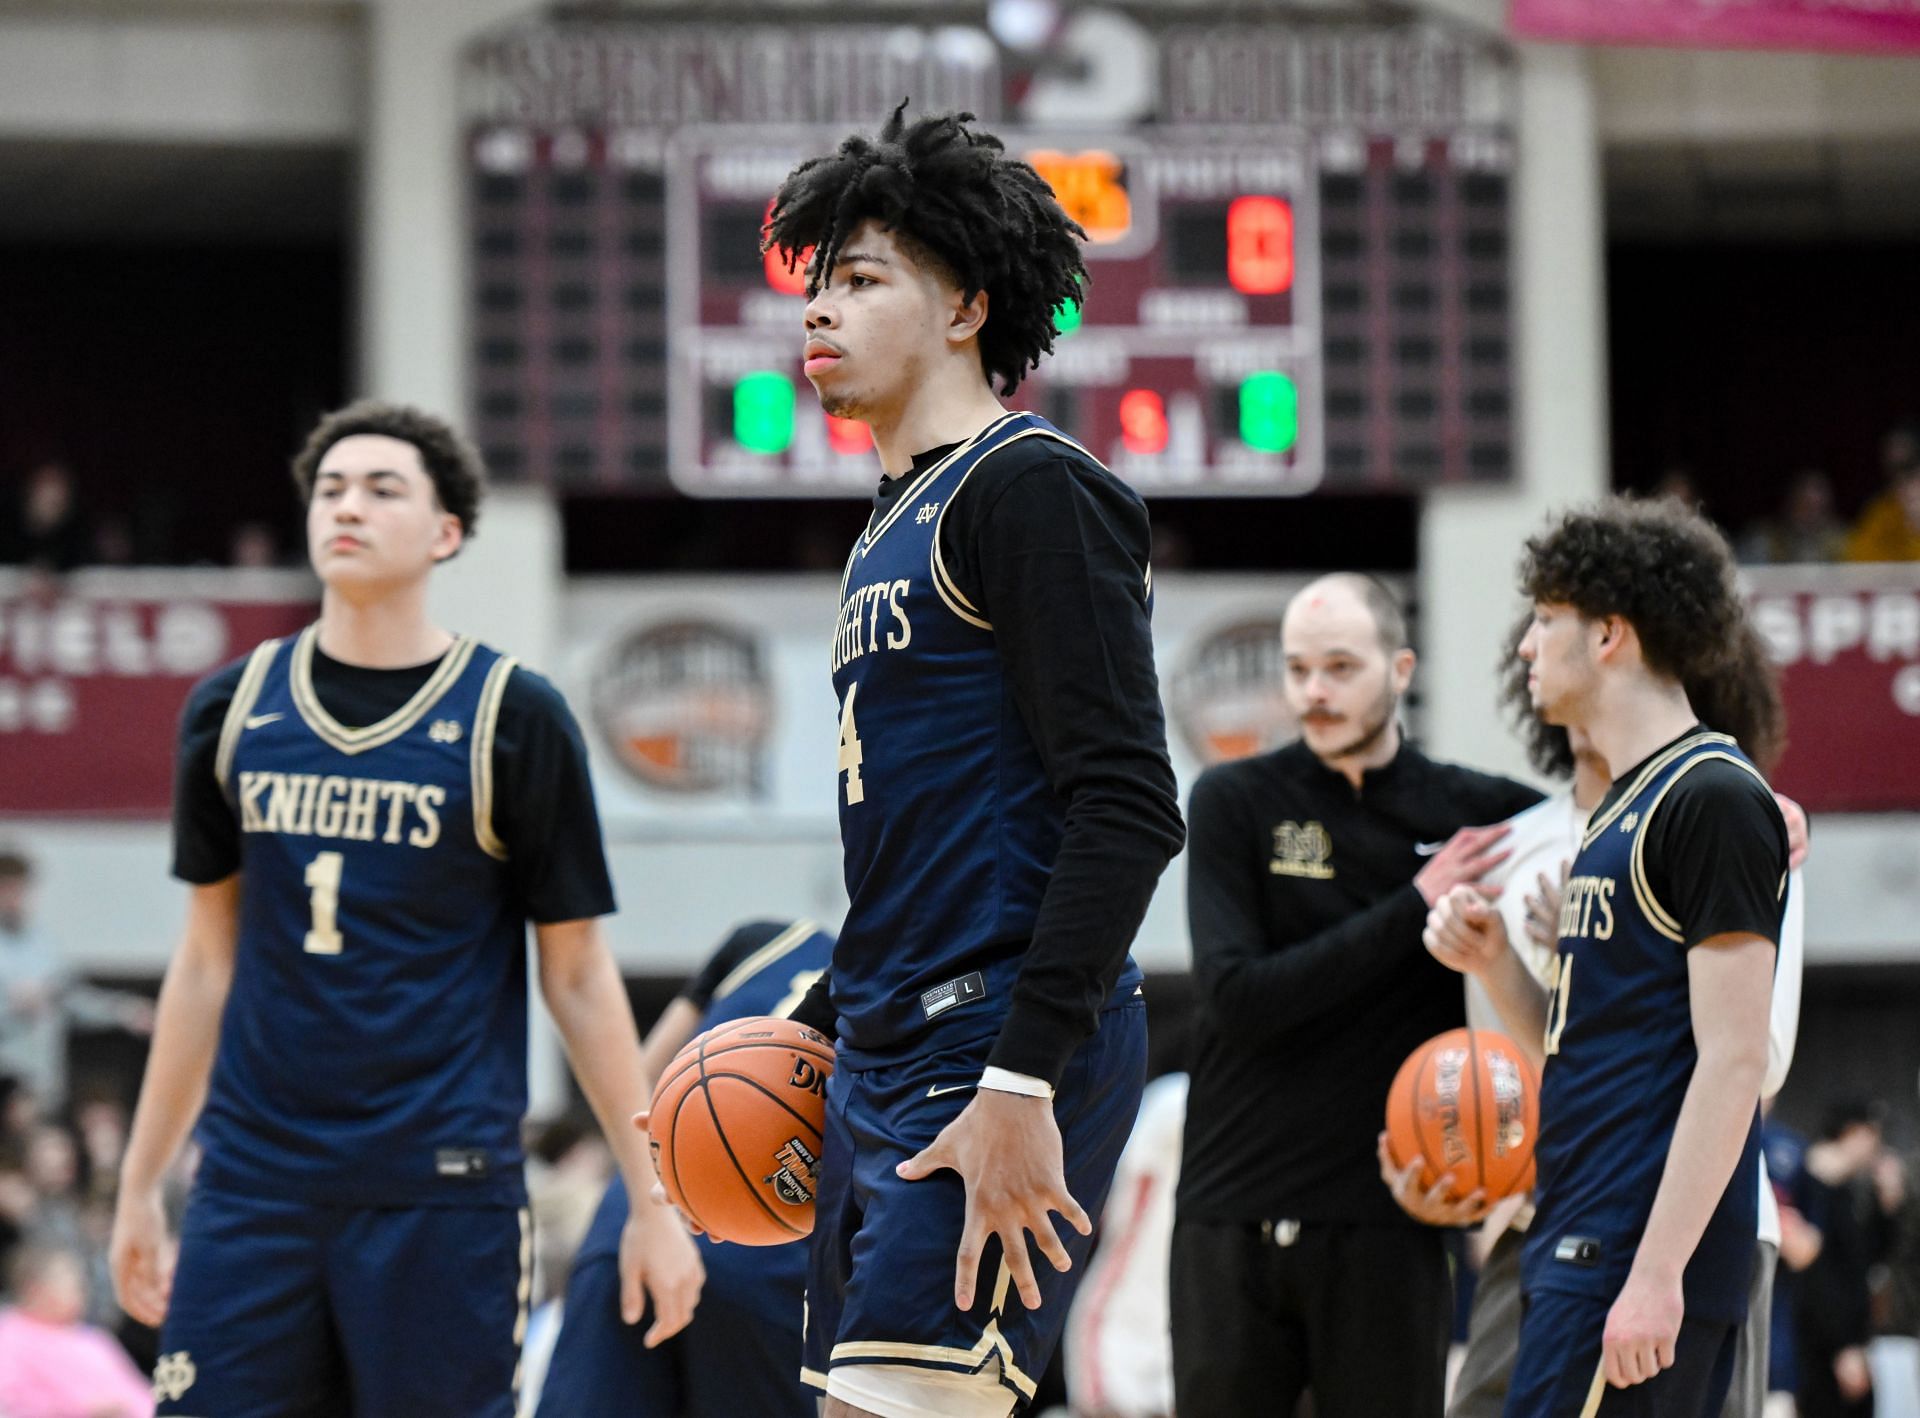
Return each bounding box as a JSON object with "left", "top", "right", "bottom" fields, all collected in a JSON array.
[
  {"left": 647, "top": 1015, "right": 835, "bottom": 1245},
  {"left": 1384, "top": 1027, "right": 1538, "bottom": 1203}
]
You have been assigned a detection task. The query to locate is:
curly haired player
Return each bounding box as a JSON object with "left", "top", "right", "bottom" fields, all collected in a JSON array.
[
  {"left": 1427, "top": 497, "right": 1791, "bottom": 1418},
  {"left": 725, "top": 105, "right": 1186, "bottom": 1418}
]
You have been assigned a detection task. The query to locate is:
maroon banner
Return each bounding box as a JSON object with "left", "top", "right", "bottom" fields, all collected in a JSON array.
[
  {"left": 0, "top": 572, "right": 316, "bottom": 817},
  {"left": 1511, "top": 0, "right": 1920, "bottom": 53},
  {"left": 1748, "top": 565, "right": 1920, "bottom": 813}
]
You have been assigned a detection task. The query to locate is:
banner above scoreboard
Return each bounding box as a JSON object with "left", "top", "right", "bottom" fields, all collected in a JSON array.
[
  {"left": 463, "top": 11, "right": 1518, "bottom": 498},
  {"left": 1510, "top": 0, "right": 1920, "bottom": 54}
]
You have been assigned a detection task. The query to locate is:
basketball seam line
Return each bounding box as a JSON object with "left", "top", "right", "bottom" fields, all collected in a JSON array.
[{"left": 695, "top": 1035, "right": 807, "bottom": 1238}]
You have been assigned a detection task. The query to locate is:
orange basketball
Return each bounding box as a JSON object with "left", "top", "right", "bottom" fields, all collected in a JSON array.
[
  {"left": 647, "top": 1016, "right": 835, "bottom": 1246},
  {"left": 1384, "top": 1027, "right": 1539, "bottom": 1203}
]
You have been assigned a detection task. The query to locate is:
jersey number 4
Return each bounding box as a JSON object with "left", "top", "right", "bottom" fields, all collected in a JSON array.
[
  {"left": 304, "top": 851, "right": 345, "bottom": 955},
  {"left": 838, "top": 684, "right": 864, "bottom": 806}
]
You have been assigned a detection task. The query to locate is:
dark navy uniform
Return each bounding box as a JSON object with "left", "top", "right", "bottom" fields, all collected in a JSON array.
[
  {"left": 804, "top": 412, "right": 1154, "bottom": 1409},
  {"left": 1508, "top": 729, "right": 1788, "bottom": 1418},
  {"left": 536, "top": 919, "right": 833, "bottom": 1418},
  {"left": 158, "top": 626, "right": 615, "bottom": 1418}
]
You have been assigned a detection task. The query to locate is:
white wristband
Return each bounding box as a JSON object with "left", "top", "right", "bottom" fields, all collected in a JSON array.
[{"left": 978, "top": 1067, "right": 1054, "bottom": 1100}]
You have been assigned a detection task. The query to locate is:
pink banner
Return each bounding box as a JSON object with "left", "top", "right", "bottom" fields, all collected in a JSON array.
[
  {"left": 0, "top": 571, "right": 316, "bottom": 817},
  {"left": 1511, "top": 0, "right": 1920, "bottom": 53},
  {"left": 1747, "top": 565, "right": 1920, "bottom": 814}
]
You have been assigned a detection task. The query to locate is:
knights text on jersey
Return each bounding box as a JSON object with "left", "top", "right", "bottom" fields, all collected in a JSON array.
[
  {"left": 827, "top": 412, "right": 1144, "bottom": 1063},
  {"left": 195, "top": 625, "right": 531, "bottom": 1207},
  {"left": 1523, "top": 729, "right": 1788, "bottom": 1323}
]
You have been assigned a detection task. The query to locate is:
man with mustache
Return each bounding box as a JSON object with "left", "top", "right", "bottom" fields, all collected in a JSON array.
[{"left": 1171, "top": 571, "right": 1540, "bottom": 1417}]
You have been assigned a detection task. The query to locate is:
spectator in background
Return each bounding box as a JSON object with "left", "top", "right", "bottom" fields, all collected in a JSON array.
[
  {"left": 1793, "top": 1100, "right": 1891, "bottom": 1418},
  {"left": 0, "top": 850, "right": 154, "bottom": 1111},
  {"left": 0, "top": 462, "right": 91, "bottom": 573},
  {"left": 227, "top": 521, "right": 281, "bottom": 569},
  {"left": 1846, "top": 461, "right": 1920, "bottom": 563},
  {"left": 0, "top": 1243, "right": 153, "bottom": 1418},
  {"left": 1740, "top": 469, "right": 1848, "bottom": 564}
]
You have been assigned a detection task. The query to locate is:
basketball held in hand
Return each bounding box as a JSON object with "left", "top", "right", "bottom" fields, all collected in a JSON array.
[
  {"left": 647, "top": 1016, "right": 835, "bottom": 1246},
  {"left": 1384, "top": 1027, "right": 1538, "bottom": 1203}
]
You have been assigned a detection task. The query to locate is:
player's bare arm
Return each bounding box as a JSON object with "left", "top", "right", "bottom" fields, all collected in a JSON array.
[
  {"left": 110, "top": 875, "right": 243, "bottom": 1326},
  {"left": 1423, "top": 882, "right": 1549, "bottom": 1069},
  {"left": 1602, "top": 933, "right": 1774, "bottom": 1390},
  {"left": 536, "top": 917, "right": 704, "bottom": 1345}
]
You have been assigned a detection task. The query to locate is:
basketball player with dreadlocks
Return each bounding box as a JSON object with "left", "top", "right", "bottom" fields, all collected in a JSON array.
[
  {"left": 744, "top": 106, "right": 1185, "bottom": 1418},
  {"left": 1426, "top": 498, "right": 1790, "bottom": 1417}
]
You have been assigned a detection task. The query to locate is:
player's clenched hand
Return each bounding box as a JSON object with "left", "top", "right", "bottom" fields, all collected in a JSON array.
[
  {"left": 1413, "top": 824, "right": 1512, "bottom": 907},
  {"left": 1523, "top": 865, "right": 1568, "bottom": 955},
  {"left": 1601, "top": 1267, "right": 1682, "bottom": 1388},
  {"left": 1376, "top": 1132, "right": 1489, "bottom": 1226},
  {"left": 109, "top": 1186, "right": 175, "bottom": 1328},
  {"left": 1423, "top": 884, "right": 1510, "bottom": 977},
  {"left": 896, "top": 1089, "right": 1090, "bottom": 1313},
  {"left": 620, "top": 1204, "right": 705, "bottom": 1348}
]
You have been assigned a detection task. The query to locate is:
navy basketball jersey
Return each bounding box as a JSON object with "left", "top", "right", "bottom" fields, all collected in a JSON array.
[
  {"left": 827, "top": 412, "right": 1143, "bottom": 1063},
  {"left": 198, "top": 625, "right": 530, "bottom": 1207},
  {"left": 1524, "top": 729, "right": 1783, "bottom": 1322}
]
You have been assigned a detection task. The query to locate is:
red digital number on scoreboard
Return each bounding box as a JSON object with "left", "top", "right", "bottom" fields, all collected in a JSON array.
[{"left": 1226, "top": 195, "right": 1294, "bottom": 296}]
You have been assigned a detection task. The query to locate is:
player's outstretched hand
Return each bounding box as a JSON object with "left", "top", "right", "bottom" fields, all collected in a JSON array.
[
  {"left": 1423, "top": 883, "right": 1510, "bottom": 977},
  {"left": 1375, "top": 1132, "right": 1489, "bottom": 1226},
  {"left": 1413, "top": 824, "right": 1512, "bottom": 907},
  {"left": 896, "top": 1089, "right": 1090, "bottom": 1313},
  {"left": 620, "top": 1203, "right": 706, "bottom": 1348},
  {"left": 1601, "top": 1266, "right": 1682, "bottom": 1388},
  {"left": 109, "top": 1186, "right": 175, "bottom": 1328}
]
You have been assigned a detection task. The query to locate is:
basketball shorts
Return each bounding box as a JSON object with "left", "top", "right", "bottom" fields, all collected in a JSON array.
[
  {"left": 1505, "top": 1288, "right": 1739, "bottom": 1418},
  {"left": 155, "top": 1187, "right": 528, "bottom": 1418},
  {"left": 536, "top": 1231, "right": 811, "bottom": 1418},
  {"left": 803, "top": 1000, "right": 1148, "bottom": 1411}
]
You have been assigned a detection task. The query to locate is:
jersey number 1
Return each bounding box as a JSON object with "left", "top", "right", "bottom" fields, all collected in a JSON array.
[
  {"left": 1543, "top": 952, "right": 1573, "bottom": 1056},
  {"left": 838, "top": 684, "right": 864, "bottom": 806},
  {"left": 304, "top": 851, "right": 345, "bottom": 955}
]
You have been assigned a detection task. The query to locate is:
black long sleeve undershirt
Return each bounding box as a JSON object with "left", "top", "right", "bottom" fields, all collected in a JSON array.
[{"left": 790, "top": 434, "right": 1185, "bottom": 1085}]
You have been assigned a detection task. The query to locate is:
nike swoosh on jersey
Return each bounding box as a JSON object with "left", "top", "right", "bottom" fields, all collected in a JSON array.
[
  {"left": 245, "top": 712, "right": 285, "bottom": 730},
  {"left": 926, "top": 1082, "right": 973, "bottom": 1098},
  {"left": 1414, "top": 840, "right": 1445, "bottom": 856}
]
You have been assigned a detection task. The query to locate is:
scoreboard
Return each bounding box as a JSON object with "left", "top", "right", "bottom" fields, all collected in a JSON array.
[
  {"left": 673, "top": 132, "right": 1322, "bottom": 494},
  {"left": 465, "top": 15, "right": 1516, "bottom": 497}
]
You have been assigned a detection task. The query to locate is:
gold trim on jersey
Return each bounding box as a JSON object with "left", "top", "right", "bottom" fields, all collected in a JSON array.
[
  {"left": 470, "top": 654, "right": 518, "bottom": 862},
  {"left": 1628, "top": 749, "right": 1774, "bottom": 945},
  {"left": 858, "top": 413, "right": 1023, "bottom": 557},
  {"left": 1579, "top": 1356, "right": 1607, "bottom": 1417},
  {"left": 510, "top": 1207, "right": 532, "bottom": 1394},
  {"left": 1580, "top": 730, "right": 1736, "bottom": 850},
  {"left": 826, "top": 1257, "right": 1038, "bottom": 1399},
  {"left": 712, "top": 919, "right": 822, "bottom": 1002},
  {"left": 799, "top": 1366, "right": 829, "bottom": 1390},
  {"left": 288, "top": 625, "right": 478, "bottom": 757},
  {"left": 928, "top": 422, "right": 1119, "bottom": 632},
  {"left": 215, "top": 638, "right": 284, "bottom": 791}
]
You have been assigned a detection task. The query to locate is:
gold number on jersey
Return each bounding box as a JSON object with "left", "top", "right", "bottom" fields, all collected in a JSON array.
[
  {"left": 1543, "top": 952, "right": 1573, "bottom": 1056},
  {"left": 304, "top": 850, "right": 345, "bottom": 955},
  {"left": 773, "top": 968, "right": 826, "bottom": 1021},
  {"left": 837, "top": 684, "right": 865, "bottom": 806}
]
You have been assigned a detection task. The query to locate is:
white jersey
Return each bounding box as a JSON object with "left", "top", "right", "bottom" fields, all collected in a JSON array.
[
  {"left": 1469, "top": 786, "right": 1804, "bottom": 1244},
  {"left": 1065, "top": 1072, "right": 1187, "bottom": 1418}
]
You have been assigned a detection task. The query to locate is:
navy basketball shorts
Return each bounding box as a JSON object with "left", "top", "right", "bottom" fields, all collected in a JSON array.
[
  {"left": 155, "top": 1188, "right": 528, "bottom": 1418},
  {"left": 1504, "top": 1287, "right": 1740, "bottom": 1418},
  {"left": 536, "top": 1237, "right": 812, "bottom": 1418},
  {"left": 803, "top": 1000, "right": 1148, "bottom": 1410}
]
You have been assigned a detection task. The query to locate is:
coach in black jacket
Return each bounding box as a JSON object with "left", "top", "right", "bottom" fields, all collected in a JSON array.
[{"left": 1171, "top": 573, "right": 1541, "bottom": 1418}]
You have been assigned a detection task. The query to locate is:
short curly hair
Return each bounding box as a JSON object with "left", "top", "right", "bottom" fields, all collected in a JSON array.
[
  {"left": 290, "top": 400, "right": 486, "bottom": 544},
  {"left": 1519, "top": 496, "right": 1745, "bottom": 685},
  {"left": 763, "top": 103, "right": 1088, "bottom": 394}
]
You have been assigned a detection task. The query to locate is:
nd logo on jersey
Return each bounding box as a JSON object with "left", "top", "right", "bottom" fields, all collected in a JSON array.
[{"left": 153, "top": 1351, "right": 197, "bottom": 1402}]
